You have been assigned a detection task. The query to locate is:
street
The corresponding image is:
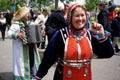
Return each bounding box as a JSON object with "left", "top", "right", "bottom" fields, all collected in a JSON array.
[{"left": 0, "top": 38, "right": 120, "bottom": 80}]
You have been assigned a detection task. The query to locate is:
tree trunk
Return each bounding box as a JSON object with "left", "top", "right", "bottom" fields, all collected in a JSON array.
[{"left": 55, "top": 0, "right": 58, "bottom": 10}]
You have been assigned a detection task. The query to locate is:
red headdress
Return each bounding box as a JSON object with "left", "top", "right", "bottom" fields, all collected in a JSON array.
[{"left": 67, "top": 3, "right": 86, "bottom": 26}]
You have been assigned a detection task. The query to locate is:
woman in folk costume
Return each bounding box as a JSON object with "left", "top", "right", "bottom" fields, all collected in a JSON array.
[
  {"left": 35, "top": 3, "right": 114, "bottom": 80},
  {"left": 7, "top": 6, "right": 40, "bottom": 80}
]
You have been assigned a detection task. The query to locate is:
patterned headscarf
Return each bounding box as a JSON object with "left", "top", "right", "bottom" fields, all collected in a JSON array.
[{"left": 67, "top": 3, "right": 87, "bottom": 26}]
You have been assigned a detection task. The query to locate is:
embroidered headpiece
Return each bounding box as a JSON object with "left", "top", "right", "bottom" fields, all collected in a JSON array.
[{"left": 67, "top": 3, "right": 87, "bottom": 26}]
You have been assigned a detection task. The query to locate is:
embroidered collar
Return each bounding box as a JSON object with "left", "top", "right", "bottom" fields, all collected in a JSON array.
[{"left": 70, "top": 28, "right": 87, "bottom": 41}]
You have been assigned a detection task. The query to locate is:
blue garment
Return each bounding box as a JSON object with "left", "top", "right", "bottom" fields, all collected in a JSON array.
[
  {"left": 36, "top": 27, "right": 114, "bottom": 80},
  {"left": 95, "top": 30, "right": 111, "bottom": 39},
  {"left": 84, "top": 17, "right": 90, "bottom": 29}
]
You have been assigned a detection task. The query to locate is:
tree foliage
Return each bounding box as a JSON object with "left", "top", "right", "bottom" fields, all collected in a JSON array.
[
  {"left": 0, "top": 0, "right": 12, "bottom": 11},
  {"left": 0, "top": 0, "right": 75, "bottom": 12},
  {"left": 85, "top": 0, "right": 108, "bottom": 11},
  {"left": 85, "top": 0, "right": 99, "bottom": 11}
]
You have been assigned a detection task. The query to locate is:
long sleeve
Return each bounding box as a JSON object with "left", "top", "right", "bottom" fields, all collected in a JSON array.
[
  {"left": 36, "top": 30, "right": 64, "bottom": 78},
  {"left": 7, "top": 22, "right": 20, "bottom": 39},
  {"left": 92, "top": 36, "right": 114, "bottom": 58},
  {"left": 34, "top": 15, "right": 43, "bottom": 25},
  {"left": 0, "top": 18, "right": 6, "bottom": 24}
]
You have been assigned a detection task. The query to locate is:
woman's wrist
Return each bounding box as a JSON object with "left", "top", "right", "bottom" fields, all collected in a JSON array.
[
  {"left": 100, "top": 34, "right": 105, "bottom": 39},
  {"left": 99, "top": 36, "right": 107, "bottom": 43}
]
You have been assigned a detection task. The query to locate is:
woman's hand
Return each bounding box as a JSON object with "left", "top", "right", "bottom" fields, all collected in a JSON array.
[{"left": 91, "top": 22, "right": 105, "bottom": 38}]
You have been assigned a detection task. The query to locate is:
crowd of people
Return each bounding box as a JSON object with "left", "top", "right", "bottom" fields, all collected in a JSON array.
[
  {"left": 0, "top": 9, "right": 13, "bottom": 41},
  {"left": 97, "top": 2, "right": 120, "bottom": 53},
  {"left": 0, "top": 1, "right": 120, "bottom": 80}
]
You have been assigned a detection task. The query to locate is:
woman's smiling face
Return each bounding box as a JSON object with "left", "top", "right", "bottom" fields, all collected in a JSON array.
[{"left": 71, "top": 7, "right": 87, "bottom": 29}]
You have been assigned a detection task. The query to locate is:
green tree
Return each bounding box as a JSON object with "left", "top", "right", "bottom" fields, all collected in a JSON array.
[
  {"left": 29, "top": 0, "right": 54, "bottom": 10},
  {"left": 0, "top": 0, "right": 12, "bottom": 11},
  {"left": 0, "top": 0, "right": 75, "bottom": 12},
  {"left": 85, "top": 0, "right": 109, "bottom": 21},
  {"left": 85, "top": 0, "right": 108, "bottom": 12},
  {"left": 85, "top": 0, "right": 99, "bottom": 12}
]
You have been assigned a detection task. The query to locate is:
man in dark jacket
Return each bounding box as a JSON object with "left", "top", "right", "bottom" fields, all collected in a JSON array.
[
  {"left": 97, "top": 2, "right": 111, "bottom": 32},
  {"left": 111, "top": 9, "right": 120, "bottom": 53},
  {"left": 45, "top": 2, "right": 68, "bottom": 42},
  {"left": 4, "top": 9, "right": 13, "bottom": 30}
]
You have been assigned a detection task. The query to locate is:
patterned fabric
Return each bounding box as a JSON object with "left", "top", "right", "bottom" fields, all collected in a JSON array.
[
  {"left": 20, "top": 26, "right": 28, "bottom": 44},
  {"left": 7, "top": 21, "right": 41, "bottom": 80},
  {"left": 36, "top": 28, "right": 114, "bottom": 79},
  {"left": 63, "top": 30, "right": 92, "bottom": 80}
]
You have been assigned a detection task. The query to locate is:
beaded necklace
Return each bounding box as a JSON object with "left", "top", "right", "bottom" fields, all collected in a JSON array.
[{"left": 70, "top": 28, "right": 86, "bottom": 42}]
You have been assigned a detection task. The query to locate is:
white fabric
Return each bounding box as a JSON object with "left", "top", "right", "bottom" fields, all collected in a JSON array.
[
  {"left": 7, "top": 21, "right": 25, "bottom": 76},
  {"left": 34, "top": 14, "right": 47, "bottom": 29},
  {"left": 0, "top": 18, "right": 6, "bottom": 24}
]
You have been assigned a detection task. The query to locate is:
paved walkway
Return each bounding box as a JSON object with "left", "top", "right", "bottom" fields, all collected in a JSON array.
[{"left": 1, "top": 32, "right": 120, "bottom": 80}]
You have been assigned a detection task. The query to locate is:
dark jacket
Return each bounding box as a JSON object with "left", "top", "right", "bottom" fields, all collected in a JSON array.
[
  {"left": 4, "top": 12, "right": 13, "bottom": 25},
  {"left": 97, "top": 9, "right": 111, "bottom": 32},
  {"left": 36, "top": 28, "right": 114, "bottom": 80},
  {"left": 111, "top": 17, "right": 120, "bottom": 37},
  {"left": 45, "top": 10, "right": 68, "bottom": 35}
]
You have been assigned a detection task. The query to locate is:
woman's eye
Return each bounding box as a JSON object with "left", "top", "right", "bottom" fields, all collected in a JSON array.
[
  {"left": 75, "top": 15, "right": 80, "bottom": 17},
  {"left": 81, "top": 14, "right": 85, "bottom": 17},
  {"left": 75, "top": 14, "right": 85, "bottom": 17}
]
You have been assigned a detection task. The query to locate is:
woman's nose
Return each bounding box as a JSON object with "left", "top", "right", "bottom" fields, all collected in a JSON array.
[{"left": 78, "top": 16, "right": 82, "bottom": 21}]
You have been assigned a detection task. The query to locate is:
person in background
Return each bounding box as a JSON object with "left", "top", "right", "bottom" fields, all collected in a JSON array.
[
  {"left": 30, "top": 9, "right": 39, "bottom": 21},
  {"left": 107, "top": 3, "right": 120, "bottom": 52},
  {"left": 84, "top": 12, "right": 91, "bottom": 29},
  {"left": 0, "top": 13, "right": 6, "bottom": 41},
  {"left": 45, "top": 2, "right": 68, "bottom": 42},
  {"left": 111, "top": 7, "right": 120, "bottom": 53},
  {"left": 97, "top": 2, "right": 111, "bottom": 32},
  {"left": 35, "top": 3, "right": 114, "bottom": 80},
  {"left": 63, "top": 4, "right": 68, "bottom": 20},
  {"left": 108, "top": 4, "right": 117, "bottom": 22},
  {"left": 4, "top": 9, "right": 13, "bottom": 30},
  {"left": 7, "top": 6, "right": 40, "bottom": 80},
  {"left": 34, "top": 9, "right": 48, "bottom": 49}
]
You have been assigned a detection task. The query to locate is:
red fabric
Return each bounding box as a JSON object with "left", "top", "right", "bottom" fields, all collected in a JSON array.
[
  {"left": 63, "top": 35, "right": 92, "bottom": 80},
  {"left": 109, "top": 11, "right": 116, "bottom": 21},
  {"left": 68, "top": 3, "right": 78, "bottom": 11}
]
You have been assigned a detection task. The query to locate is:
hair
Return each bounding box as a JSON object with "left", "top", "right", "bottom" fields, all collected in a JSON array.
[
  {"left": 43, "top": 9, "right": 48, "bottom": 12},
  {"left": 71, "top": 5, "right": 87, "bottom": 16},
  {"left": 98, "top": 2, "right": 106, "bottom": 8}
]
